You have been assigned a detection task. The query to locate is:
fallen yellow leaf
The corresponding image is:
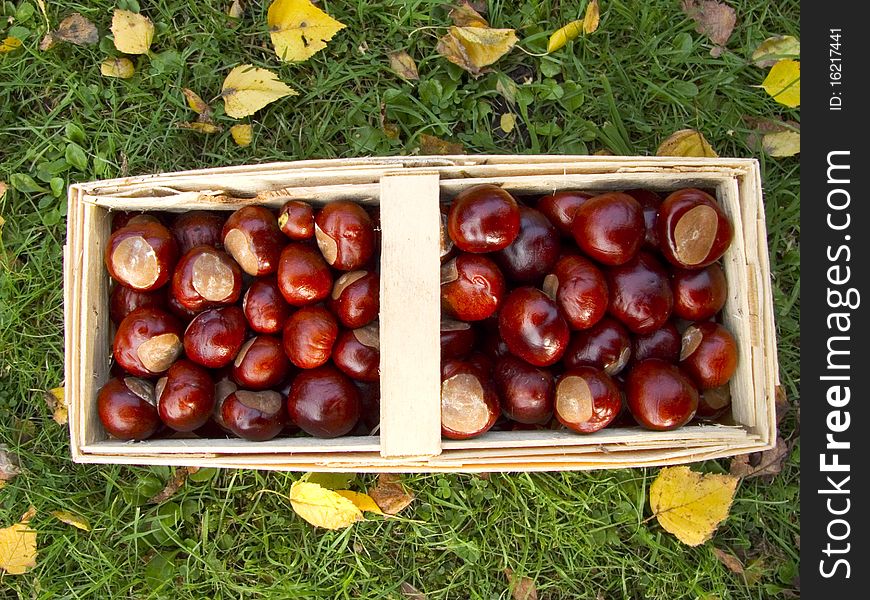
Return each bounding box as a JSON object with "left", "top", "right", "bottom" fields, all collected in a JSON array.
[
  {"left": 656, "top": 128, "right": 718, "bottom": 157},
  {"left": 449, "top": 2, "right": 489, "bottom": 27},
  {"left": 228, "top": 0, "right": 244, "bottom": 19},
  {"left": 547, "top": 20, "right": 583, "bottom": 53},
  {"left": 178, "top": 122, "right": 223, "bottom": 134},
  {"left": 436, "top": 26, "right": 518, "bottom": 78},
  {"left": 51, "top": 510, "right": 90, "bottom": 531},
  {"left": 289, "top": 480, "right": 363, "bottom": 529},
  {"left": 268, "top": 0, "right": 347, "bottom": 63},
  {"left": 583, "top": 0, "right": 601, "bottom": 34},
  {"left": 752, "top": 35, "right": 800, "bottom": 68},
  {"left": 761, "top": 130, "right": 800, "bottom": 158},
  {"left": 0, "top": 37, "right": 22, "bottom": 53},
  {"left": 111, "top": 9, "right": 154, "bottom": 55},
  {"left": 499, "top": 113, "right": 517, "bottom": 133},
  {"left": 230, "top": 124, "right": 253, "bottom": 147},
  {"left": 47, "top": 387, "right": 67, "bottom": 425},
  {"left": 388, "top": 51, "right": 419, "bottom": 81},
  {"left": 221, "top": 65, "right": 298, "bottom": 119},
  {"left": 100, "top": 57, "right": 135, "bottom": 79},
  {"left": 650, "top": 466, "right": 738, "bottom": 546},
  {"left": 761, "top": 59, "right": 800, "bottom": 108},
  {"left": 368, "top": 473, "right": 414, "bottom": 515},
  {"left": 0, "top": 507, "right": 37, "bottom": 575},
  {"left": 54, "top": 13, "right": 99, "bottom": 46},
  {"left": 335, "top": 490, "right": 383, "bottom": 514},
  {"left": 182, "top": 88, "right": 211, "bottom": 115}
]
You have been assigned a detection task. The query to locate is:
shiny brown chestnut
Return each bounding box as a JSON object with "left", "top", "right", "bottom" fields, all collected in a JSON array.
[
  {"left": 287, "top": 365, "right": 361, "bottom": 438},
  {"left": 242, "top": 277, "right": 292, "bottom": 334},
  {"left": 282, "top": 305, "right": 338, "bottom": 369},
  {"left": 278, "top": 200, "right": 315, "bottom": 240},
  {"left": 328, "top": 270, "right": 379, "bottom": 329},
  {"left": 166, "top": 293, "right": 200, "bottom": 323},
  {"left": 332, "top": 323, "right": 380, "bottom": 383},
  {"left": 440, "top": 361, "right": 500, "bottom": 440},
  {"left": 536, "top": 191, "right": 593, "bottom": 237},
  {"left": 543, "top": 254, "right": 608, "bottom": 330},
  {"left": 447, "top": 184, "right": 521, "bottom": 253},
  {"left": 479, "top": 316, "right": 511, "bottom": 360},
  {"left": 441, "top": 254, "right": 506, "bottom": 322},
  {"left": 626, "top": 358, "right": 699, "bottom": 430},
  {"left": 276, "top": 243, "right": 334, "bottom": 306},
  {"left": 498, "top": 287, "right": 569, "bottom": 367},
  {"left": 171, "top": 211, "right": 225, "bottom": 254},
  {"left": 232, "top": 335, "right": 291, "bottom": 390},
  {"left": 155, "top": 359, "right": 215, "bottom": 432},
  {"left": 314, "top": 201, "right": 375, "bottom": 271},
  {"left": 97, "top": 377, "right": 161, "bottom": 440},
  {"left": 106, "top": 219, "right": 179, "bottom": 291},
  {"left": 671, "top": 263, "right": 728, "bottom": 321},
  {"left": 563, "top": 317, "right": 631, "bottom": 375},
  {"left": 221, "top": 389, "right": 287, "bottom": 441},
  {"left": 113, "top": 307, "right": 183, "bottom": 377},
  {"left": 658, "top": 188, "right": 734, "bottom": 269},
  {"left": 355, "top": 381, "right": 381, "bottom": 431},
  {"left": 222, "top": 206, "right": 285, "bottom": 276},
  {"left": 109, "top": 285, "right": 168, "bottom": 325},
  {"left": 171, "top": 245, "right": 242, "bottom": 311},
  {"left": 492, "top": 206, "right": 561, "bottom": 283},
  {"left": 625, "top": 189, "right": 663, "bottom": 250},
  {"left": 696, "top": 384, "right": 732, "bottom": 421},
  {"left": 679, "top": 321, "right": 738, "bottom": 389},
  {"left": 111, "top": 211, "right": 153, "bottom": 232},
  {"left": 440, "top": 318, "right": 477, "bottom": 359},
  {"left": 631, "top": 321, "right": 681, "bottom": 364},
  {"left": 183, "top": 306, "right": 248, "bottom": 369},
  {"left": 571, "top": 192, "right": 644, "bottom": 266},
  {"left": 465, "top": 350, "right": 494, "bottom": 379},
  {"left": 493, "top": 355, "right": 554, "bottom": 425},
  {"left": 606, "top": 251, "right": 674, "bottom": 334},
  {"left": 554, "top": 366, "right": 621, "bottom": 433}
]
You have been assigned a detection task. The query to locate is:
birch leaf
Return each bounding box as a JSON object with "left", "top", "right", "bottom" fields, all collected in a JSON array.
[
  {"left": 111, "top": 10, "right": 154, "bottom": 55},
  {"left": 289, "top": 480, "right": 363, "bottom": 529},
  {"left": 547, "top": 21, "right": 583, "bottom": 53},
  {"left": 761, "top": 59, "right": 800, "bottom": 108},
  {"left": 761, "top": 130, "right": 800, "bottom": 158},
  {"left": 449, "top": 2, "right": 489, "bottom": 27},
  {"left": 752, "top": 35, "right": 800, "bottom": 68},
  {"left": 388, "top": 51, "right": 419, "bottom": 81},
  {"left": 436, "top": 26, "right": 518, "bottom": 78},
  {"left": 334, "top": 490, "right": 383, "bottom": 514},
  {"left": 182, "top": 89, "right": 211, "bottom": 116},
  {"left": 178, "top": 122, "right": 222, "bottom": 134},
  {"left": 0, "top": 507, "right": 37, "bottom": 575},
  {"left": 221, "top": 65, "right": 297, "bottom": 119},
  {"left": 0, "top": 37, "right": 22, "bottom": 53},
  {"left": 583, "top": 0, "right": 601, "bottom": 34},
  {"left": 230, "top": 124, "right": 253, "bottom": 147},
  {"left": 656, "top": 128, "right": 718, "bottom": 157},
  {"left": 499, "top": 113, "right": 517, "bottom": 133},
  {"left": 45, "top": 387, "right": 67, "bottom": 425},
  {"left": 51, "top": 511, "right": 91, "bottom": 531},
  {"left": 228, "top": 0, "right": 244, "bottom": 19},
  {"left": 101, "top": 57, "right": 135, "bottom": 79},
  {"left": 268, "top": 0, "right": 346, "bottom": 63}
]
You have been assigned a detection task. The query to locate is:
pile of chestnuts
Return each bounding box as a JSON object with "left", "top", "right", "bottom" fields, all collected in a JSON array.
[
  {"left": 438, "top": 184, "right": 739, "bottom": 439},
  {"left": 98, "top": 200, "right": 381, "bottom": 442}
]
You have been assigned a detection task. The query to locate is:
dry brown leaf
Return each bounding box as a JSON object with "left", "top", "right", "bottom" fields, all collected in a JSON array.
[
  {"left": 0, "top": 181, "right": 6, "bottom": 200},
  {"left": 743, "top": 557, "right": 766, "bottom": 586},
  {"left": 39, "top": 33, "right": 55, "bottom": 51},
  {"left": 228, "top": 0, "right": 244, "bottom": 19},
  {"left": 450, "top": 2, "right": 489, "bottom": 27},
  {"left": 774, "top": 385, "right": 789, "bottom": 424},
  {"left": 368, "top": 474, "right": 415, "bottom": 514},
  {"left": 383, "top": 122, "right": 400, "bottom": 140},
  {"left": 0, "top": 445, "right": 20, "bottom": 482},
  {"left": 54, "top": 13, "right": 99, "bottom": 46},
  {"left": 148, "top": 466, "right": 198, "bottom": 503},
  {"left": 420, "top": 133, "right": 464, "bottom": 155},
  {"left": 388, "top": 51, "right": 419, "bottom": 81},
  {"left": 436, "top": 26, "right": 518, "bottom": 78},
  {"left": 0, "top": 507, "right": 37, "bottom": 575},
  {"left": 100, "top": 57, "right": 135, "bottom": 79},
  {"left": 681, "top": 0, "right": 736, "bottom": 57},
  {"left": 400, "top": 582, "right": 428, "bottom": 600},
  {"left": 712, "top": 547, "right": 744, "bottom": 574},
  {"left": 230, "top": 124, "right": 253, "bottom": 147},
  {"left": 182, "top": 88, "right": 211, "bottom": 116},
  {"left": 505, "top": 569, "right": 538, "bottom": 600},
  {"left": 656, "top": 129, "right": 718, "bottom": 157},
  {"left": 729, "top": 437, "right": 790, "bottom": 480}
]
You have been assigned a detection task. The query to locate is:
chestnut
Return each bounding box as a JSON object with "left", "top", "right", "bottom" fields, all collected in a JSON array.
[
  {"left": 658, "top": 188, "right": 733, "bottom": 269},
  {"left": 671, "top": 263, "right": 728, "bottom": 321},
  {"left": 479, "top": 317, "right": 511, "bottom": 360},
  {"left": 287, "top": 365, "right": 361, "bottom": 438},
  {"left": 631, "top": 321, "right": 681, "bottom": 364},
  {"left": 696, "top": 384, "right": 732, "bottom": 421},
  {"left": 171, "top": 245, "right": 242, "bottom": 311},
  {"left": 242, "top": 277, "right": 292, "bottom": 334},
  {"left": 170, "top": 210, "right": 225, "bottom": 254},
  {"left": 563, "top": 317, "right": 631, "bottom": 375},
  {"left": 314, "top": 201, "right": 375, "bottom": 271},
  {"left": 166, "top": 292, "right": 200, "bottom": 323},
  {"left": 210, "top": 375, "right": 239, "bottom": 432},
  {"left": 276, "top": 243, "right": 334, "bottom": 306},
  {"left": 97, "top": 377, "right": 161, "bottom": 440},
  {"left": 447, "top": 184, "right": 521, "bottom": 253},
  {"left": 492, "top": 206, "right": 561, "bottom": 283},
  {"left": 106, "top": 219, "right": 178, "bottom": 291},
  {"left": 357, "top": 382, "right": 381, "bottom": 431},
  {"left": 278, "top": 200, "right": 315, "bottom": 240},
  {"left": 282, "top": 305, "right": 338, "bottom": 369},
  {"left": 679, "top": 321, "right": 738, "bottom": 389},
  {"left": 625, "top": 189, "right": 663, "bottom": 250},
  {"left": 493, "top": 355, "right": 554, "bottom": 425},
  {"left": 440, "top": 318, "right": 477, "bottom": 359},
  {"left": 109, "top": 285, "right": 168, "bottom": 325},
  {"left": 328, "top": 270, "right": 379, "bottom": 329},
  {"left": 113, "top": 307, "right": 183, "bottom": 377},
  {"left": 626, "top": 358, "right": 699, "bottom": 430},
  {"left": 606, "top": 251, "right": 673, "bottom": 334},
  {"left": 440, "top": 361, "right": 499, "bottom": 440},
  {"left": 536, "top": 191, "right": 593, "bottom": 237},
  {"left": 465, "top": 350, "right": 494, "bottom": 378},
  {"left": 498, "top": 287, "right": 569, "bottom": 367},
  {"left": 554, "top": 366, "right": 621, "bottom": 433},
  {"left": 232, "top": 335, "right": 291, "bottom": 390},
  {"left": 111, "top": 211, "right": 152, "bottom": 232},
  {"left": 183, "top": 306, "right": 248, "bottom": 369},
  {"left": 441, "top": 254, "right": 506, "bottom": 322},
  {"left": 543, "top": 254, "right": 608, "bottom": 330},
  {"left": 571, "top": 192, "right": 644, "bottom": 265},
  {"left": 155, "top": 359, "right": 215, "bottom": 432},
  {"left": 332, "top": 323, "right": 380, "bottom": 382},
  {"left": 222, "top": 206, "right": 285, "bottom": 276},
  {"left": 221, "top": 389, "right": 287, "bottom": 441}
]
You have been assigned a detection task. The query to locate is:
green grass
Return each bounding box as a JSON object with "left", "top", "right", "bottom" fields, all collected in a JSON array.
[{"left": 1, "top": 0, "right": 799, "bottom": 598}]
